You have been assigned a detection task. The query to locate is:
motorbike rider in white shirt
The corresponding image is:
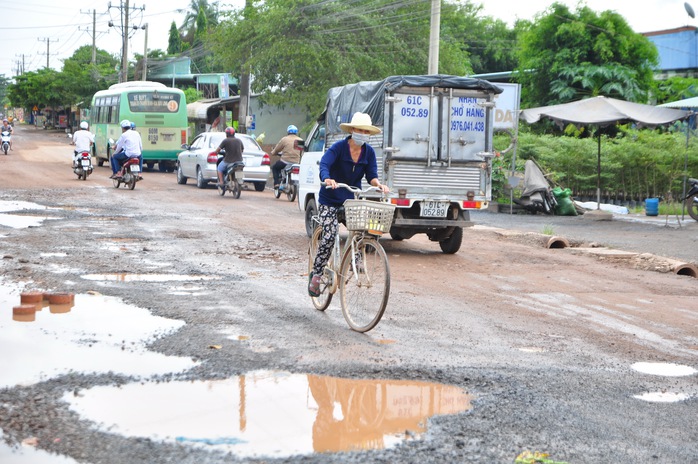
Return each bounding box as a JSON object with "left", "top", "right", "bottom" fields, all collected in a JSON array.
[{"left": 71, "top": 121, "right": 95, "bottom": 167}]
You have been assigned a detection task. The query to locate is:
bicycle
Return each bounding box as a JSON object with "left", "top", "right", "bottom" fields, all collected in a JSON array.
[{"left": 307, "top": 183, "right": 396, "bottom": 332}]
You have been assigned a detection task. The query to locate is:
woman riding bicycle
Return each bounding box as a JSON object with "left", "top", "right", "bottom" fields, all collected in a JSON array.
[{"left": 308, "top": 112, "right": 389, "bottom": 297}]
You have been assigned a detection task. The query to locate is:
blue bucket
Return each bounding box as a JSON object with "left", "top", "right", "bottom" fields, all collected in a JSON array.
[{"left": 645, "top": 198, "right": 659, "bottom": 216}]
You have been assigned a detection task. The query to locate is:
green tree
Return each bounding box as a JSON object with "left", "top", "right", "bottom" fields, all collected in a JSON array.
[
  {"left": 652, "top": 76, "right": 698, "bottom": 104},
  {"left": 550, "top": 64, "right": 643, "bottom": 101},
  {"left": 167, "top": 21, "right": 183, "bottom": 54},
  {"left": 60, "top": 46, "right": 119, "bottom": 104},
  {"left": 440, "top": 1, "right": 518, "bottom": 74},
  {"left": 208, "top": 0, "right": 471, "bottom": 115},
  {"left": 516, "top": 2, "right": 658, "bottom": 107},
  {"left": 8, "top": 69, "right": 65, "bottom": 110},
  {"left": 179, "top": 0, "right": 219, "bottom": 45}
]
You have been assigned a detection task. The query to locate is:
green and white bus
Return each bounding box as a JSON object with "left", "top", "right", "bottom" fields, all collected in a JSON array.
[{"left": 90, "top": 81, "right": 187, "bottom": 172}]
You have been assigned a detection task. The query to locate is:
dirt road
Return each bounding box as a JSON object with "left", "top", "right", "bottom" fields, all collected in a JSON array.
[{"left": 1, "top": 124, "right": 697, "bottom": 464}]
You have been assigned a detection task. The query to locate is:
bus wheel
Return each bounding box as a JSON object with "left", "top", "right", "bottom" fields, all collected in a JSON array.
[
  {"left": 146, "top": 162, "right": 155, "bottom": 171},
  {"left": 97, "top": 158, "right": 105, "bottom": 167},
  {"left": 158, "top": 163, "right": 168, "bottom": 173}
]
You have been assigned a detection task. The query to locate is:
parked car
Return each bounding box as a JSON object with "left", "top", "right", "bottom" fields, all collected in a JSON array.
[{"left": 176, "top": 132, "right": 270, "bottom": 191}]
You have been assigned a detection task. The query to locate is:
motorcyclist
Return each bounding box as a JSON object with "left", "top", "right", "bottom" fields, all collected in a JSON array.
[
  {"left": 110, "top": 119, "right": 143, "bottom": 179},
  {"left": 1, "top": 119, "right": 13, "bottom": 150},
  {"left": 271, "top": 124, "right": 302, "bottom": 189},
  {"left": 215, "top": 126, "right": 244, "bottom": 188},
  {"left": 71, "top": 121, "right": 94, "bottom": 167}
]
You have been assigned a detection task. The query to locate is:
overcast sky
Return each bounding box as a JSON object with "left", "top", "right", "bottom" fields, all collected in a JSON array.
[{"left": 1, "top": 0, "right": 694, "bottom": 81}]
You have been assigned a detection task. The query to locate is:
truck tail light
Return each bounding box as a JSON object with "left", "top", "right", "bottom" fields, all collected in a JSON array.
[
  {"left": 262, "top": 153, "right": 270, "bottom": 166},
  {"left": 207, "top": 152, "right": 218, "bottom": 164},
  {"left": 391, "top": 198, "right": 410, "bottom": 206},
  {"left": 462, "top": 201, "right": 482, "bottom": 209},
  {"left": 181, "top": 130, "right": 187, "bottom": 145}
]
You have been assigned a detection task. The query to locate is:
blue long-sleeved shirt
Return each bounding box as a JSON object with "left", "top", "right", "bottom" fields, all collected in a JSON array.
[{"left": 318, "top": 136, "right": 379, "bottom": 207}]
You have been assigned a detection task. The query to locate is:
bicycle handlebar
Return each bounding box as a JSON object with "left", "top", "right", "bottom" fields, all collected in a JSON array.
[{"left": 324, "top": 182, "right": 383, "bottom": 199}]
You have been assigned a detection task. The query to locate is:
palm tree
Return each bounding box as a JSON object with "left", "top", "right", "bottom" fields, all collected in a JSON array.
[{"left": 178, "top": 0, "right": 219, "bottom": 43}]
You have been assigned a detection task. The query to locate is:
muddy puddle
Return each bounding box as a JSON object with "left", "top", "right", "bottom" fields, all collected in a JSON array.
[
  {"left": 631, "top": 361, "right": 696, "bottom": 403},
  {"left": 0, "top": 284, "right": 197, "bottom": 388},
  {"left": 0, "top": 429, "right": 80, "bottom": 464},
  {"left": 65, "top": 371, "right": 473, "bottom": 458},
  {"left": 0, "top": 200, "right": 58, "bottom": 229},
  {"left": 81, "top": 273, "right": 220, "bottom": 283}
]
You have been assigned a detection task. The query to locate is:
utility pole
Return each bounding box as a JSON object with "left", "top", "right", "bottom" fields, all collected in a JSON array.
[
  {"left": 142, "top": 23, "right": 148, "bottom": 80},
  {"left": 14, "top": 54, "right": 27, "bottom": 75},
  {"left": 37, "top": 37, "right": 59, "bottom": 69},
  {"left": 427, "top": 0, "right": 440, "bottom": 74},
  {"left": 80, "top": 10, "right": 98, "bottom": 64},
  {"left": 237, "top": 0, "right": 254, "bottom": 134},
  {"left": 109, "top": 0, "right": 145, "bottom": 83}
]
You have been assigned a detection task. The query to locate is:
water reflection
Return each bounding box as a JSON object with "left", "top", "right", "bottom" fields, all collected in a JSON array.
[
  {"left": 66, "top": 371, "right": 473, "bottom": 458},
  {"left": 0, "top": 286, "right": 197, "bottom": 388}
]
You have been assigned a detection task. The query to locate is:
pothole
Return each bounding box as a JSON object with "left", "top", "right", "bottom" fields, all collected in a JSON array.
[
  {"left": 0, "top": 428, "right": 80, "bottom": 464},
  {"left": 633, "top": 392, "right": 691, "bottom": 403},
  {"left": 81, "top": 273, "right": 220, "bottom": 283},
  {"left": 0, "top": 284, "right": 197, "bottom": 388},
  {"left": 65, "top": 370, "right": 474, "bottom": 458},
  {"left": 631, "top": 362, "right": 696, "bottom": 377}
]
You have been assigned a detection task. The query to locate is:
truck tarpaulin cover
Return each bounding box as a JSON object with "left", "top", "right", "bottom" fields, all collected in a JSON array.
[{"left": 324, "top": 74, "right": 503, "bottom": 135}]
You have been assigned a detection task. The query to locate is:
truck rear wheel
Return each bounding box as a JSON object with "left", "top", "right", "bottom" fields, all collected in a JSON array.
[
  {"left": 390, "top": 231, "right": 404, "bottom": 241},
  {"left": 439, "top": 227, "right": 463, "bottom": 254}
]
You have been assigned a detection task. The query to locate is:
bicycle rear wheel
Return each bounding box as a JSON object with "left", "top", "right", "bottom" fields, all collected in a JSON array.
[
  {"left": 308, "top": 225, "right": 332, "bottom": 311},
  {"left": 339, "top": 238, "right": 390, "bottom": 332}
]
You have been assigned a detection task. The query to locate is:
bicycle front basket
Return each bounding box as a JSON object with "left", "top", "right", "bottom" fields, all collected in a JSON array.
[{"left": 343, "top": 199, "right": 396, "bottom": 235}]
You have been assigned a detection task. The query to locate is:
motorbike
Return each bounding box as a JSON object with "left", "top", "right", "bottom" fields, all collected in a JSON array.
[
  {"left": 112, "top": 157, "right": 142, "bottom": 190},
  {"left": 274, "top": 163, "right": 300, "bottom": 202},
  {"left": 73, "top": 151, "right": 93, "bottom": 180},
  {"left": 1, "top": 131, "right": 10, "bottom": 155},
  {"left": 217, "top": 159, "right": 245, "bottom": 199},
  {"left": 683, "top": 177, "right": 698, "bottom": 221}
]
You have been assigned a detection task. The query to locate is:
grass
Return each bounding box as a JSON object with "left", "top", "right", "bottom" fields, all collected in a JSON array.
[
  {"left": 541, "top": 224, "right": 555, "bottom": 235},
  {"left": 628, "top": 201, "right": 687, "bottom": 216}
]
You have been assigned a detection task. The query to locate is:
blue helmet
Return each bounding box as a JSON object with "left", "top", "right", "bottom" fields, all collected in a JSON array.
[
  {"left": 130, "top": 122, "right": 136, "bottom": 130},
  {"left": 287, "top": 125, "right": 298, "bottom": 134}
]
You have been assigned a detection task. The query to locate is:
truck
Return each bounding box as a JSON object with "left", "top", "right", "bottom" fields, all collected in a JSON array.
[{"left": 297, "top": 75, "right": 502, "bottom": 253}]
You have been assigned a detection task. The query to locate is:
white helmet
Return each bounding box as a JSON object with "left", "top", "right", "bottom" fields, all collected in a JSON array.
[
  {"left": 80, "top": 121, "right": 88, "bottom": 130},
  {"left": 120, "top": 119, "right": 131, "bottom": 128}
]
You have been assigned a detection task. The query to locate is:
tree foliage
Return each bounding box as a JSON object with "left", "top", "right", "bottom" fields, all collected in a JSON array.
[
  {"left": 440, "top": 2, "right": 518, "bottom": 74},
  {"left": 507, "top": 126, "right": 696, "bottom": 202},
  {"left": 179, "top": 0, "right": 219, "bottom": 44},
  {"left": 168, "top": 21, "right": 183, "bottom": 54},
  {"left": 207, "top": 0, "right": 472, "bottom": 115},
  {"left": 516, "top": 2, "right": 658, "bottom": 107},
  {"left": 7, "top": 46, "right": 118, "bottom": 110}
]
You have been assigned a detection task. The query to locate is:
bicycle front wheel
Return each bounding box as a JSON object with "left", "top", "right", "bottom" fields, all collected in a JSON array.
[
  {"left": 339, "top": 238, "right": 390, "bottom": 332},
  {"left": 308, "top": 225, "right": 333, "bottom": 311}
]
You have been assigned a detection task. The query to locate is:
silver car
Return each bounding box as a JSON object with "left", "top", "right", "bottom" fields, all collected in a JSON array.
[{"left": 176, "top": 132, "right": 270, "bottom": 191}]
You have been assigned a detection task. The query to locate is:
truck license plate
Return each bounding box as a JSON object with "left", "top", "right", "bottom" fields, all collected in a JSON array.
[{"left": 420, "top": 201, "right": 449, "bottom": 217}]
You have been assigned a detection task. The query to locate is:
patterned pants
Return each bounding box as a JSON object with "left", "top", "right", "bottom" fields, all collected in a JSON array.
[{"left": 312, "top": 204, "right": 339, "bottom": 276}]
